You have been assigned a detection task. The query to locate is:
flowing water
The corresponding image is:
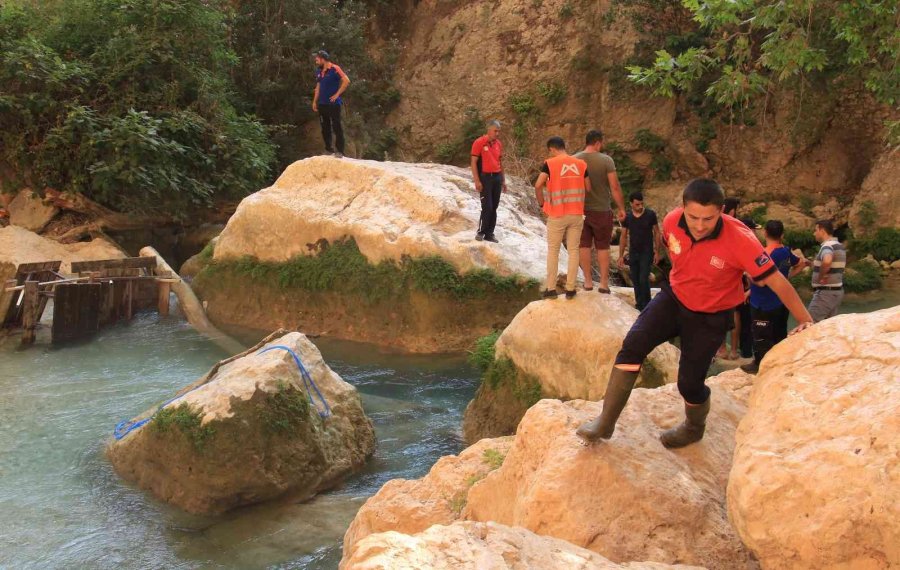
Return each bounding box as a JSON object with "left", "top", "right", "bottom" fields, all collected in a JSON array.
[{"left": 0, "top": 314, "right": 478, "bottom": 569}]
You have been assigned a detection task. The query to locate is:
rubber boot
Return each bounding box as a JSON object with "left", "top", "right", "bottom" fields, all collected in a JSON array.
[
  {"left": 576, "top": 367, "right": 638, "bottom": 443},
  {"left": 660, "top": 397, "right": 710, "bottom": 449}
]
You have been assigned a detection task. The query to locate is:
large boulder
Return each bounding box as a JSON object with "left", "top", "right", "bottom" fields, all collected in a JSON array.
[
  {"left": 464, "top": 372, "right": 759, "bottom": 570},
  {"left": 728, "top": 307, "right": 900, "bottom": 569},
  {"left": 342, "top": 521, "right": 706, "bottom": 570},
  {"left": 7, "top": 189, "right": 59, "bottom": 232},
  {"left": 194, "top": 157, "right": 553, "bottom": 352},
  {"left": 462, "top": 294, "right": 680, "bottom": 443},
  {"left": 213, "top": 157, "right": 552, "bottom": 278},
  {"left": 342, "top": 437, "right": 514, "bottom": 565},
  {"left": 107, "top": 331, "right": 375, "bottom": 515}
]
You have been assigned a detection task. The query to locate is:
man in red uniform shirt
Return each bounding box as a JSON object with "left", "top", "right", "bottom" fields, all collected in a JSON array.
[
  {"left": 577, "top": 179, "right": 814, "bottom": 448},
  {"left": 470, "top": 120, "right": 506, "bottom": 243}
]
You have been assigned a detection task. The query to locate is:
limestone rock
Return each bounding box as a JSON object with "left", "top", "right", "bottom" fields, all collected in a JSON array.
[
  {"left": 464, "top": 372, "right": 759, "bottom": 570},
  {"left": 462, "top": 294, "right": 680, "bottom": 442},
  {"left": 728, "top": 307, "right": 900, "bottom": 569},
  {"left": 8, "top": 189, "right": 59, "bottom": 233},
  {"left": 850, "top": 151, "right": 900, "bottom": 232},
  {"left": 107, "top": 332, "right": 375, "bottom": 515},
  {"left": 891, "top": 259, "right": 900, "bottom": 270},
  {"left": 213, "top": 157, "right": 558, "bottom": 280},
  {"left": 342, "top": 437, "right": 514, "bottom": 565},
  {"left": 342, "top": 521, "right": 706, "bottom": 570}
]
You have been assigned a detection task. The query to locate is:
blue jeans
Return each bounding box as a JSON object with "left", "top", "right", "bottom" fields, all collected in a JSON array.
[{"left": 629, "top": 249, "right": 653, "bottom": 310}]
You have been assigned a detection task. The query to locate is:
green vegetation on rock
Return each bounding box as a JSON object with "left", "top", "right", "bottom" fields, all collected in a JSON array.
[
  {"left": 197, "top": 238, "right": 538, "bottom": 303},
  {"left": 152, "top": 402, "right": 216, "bottom": 452},
  {"left": 482, "top": 448, "right": 506, "bottom": 470},
  {"left": 850, "top": 228, "right": 900, "bottom": 263},
  {"left": 260, "top": 381, "right": 311, "bottom": 435},
  {"left": 470, "top": 332, "right": 542, "bottom": 408},
  {"left": 435, "top": 107, "right": 484, "bottom": 164}
]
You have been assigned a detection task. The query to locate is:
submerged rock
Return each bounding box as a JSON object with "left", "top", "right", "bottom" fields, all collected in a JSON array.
[
  {"left": 462, "top": 294, "right": 680, "bottom": 443},
  {"left": 194, "top": 157, "right": 551, "bottom": 352},
  {"left": 342, "top": 521, "right": 706, "bottom": 570},
  {"left": 106, "top": 331, "right": 375, "bottom": 515},
  {"left": 728, "top": 306, "right": 900, "bottom": 569}
]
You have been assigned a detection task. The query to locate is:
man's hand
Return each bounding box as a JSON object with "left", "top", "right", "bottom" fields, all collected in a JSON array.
[
  {"left": 312, "top": 101, "right": 318, "bottom": 112},
  {"left": 502, "top": 183, "right": 508, "bottom": 193},
  {"left": 329, "top": 94, "right": 339, "bottom": 103},
  {"left": 789, "top": 321, "right": 814, "bottom": 335},
  {"left": 617, "top": 256, "right": 625, "bottom": 269},
  {"left": 475, "top": 180, "right": 484, "bottom": 193},
  {"left": 653, "top": 251, "right": 660, "bottom": 265},
  {"left": 617, "top": 208, "right": 626, "bottom": 222}
]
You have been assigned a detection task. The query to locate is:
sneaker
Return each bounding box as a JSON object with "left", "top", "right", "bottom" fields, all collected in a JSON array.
[
  {"left": 542, "top": 289, "right": 558, "bottom": 300},
  {"left": 334, "top": 152, "right": 344, "bottom": 158},
  {"left": 484, "top": 235, "right": 499, "bottom": 243},
  {"left": 565, "top": 289, "right": 577, "bottom": 299},
  {"left": 475, "top": 233, "right": 485, "bottom": 241},
  {"left": 740, "top": 362, "right": 760, "bottom": 374}
]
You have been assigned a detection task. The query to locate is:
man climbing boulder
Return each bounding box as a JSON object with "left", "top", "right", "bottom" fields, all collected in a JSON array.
[{"left": 577, "top": 179, "right": 814, "bottom": 448}]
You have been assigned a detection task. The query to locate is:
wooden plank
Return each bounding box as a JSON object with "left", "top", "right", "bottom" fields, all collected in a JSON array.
[
  {"left": 52, "top": 283, "right": 102, "bottom": 344},
  {"left": 16, "top": 261, "right": 62, "bottom": 274},
  {"left": 71, "top": 257, "right": 157, "bottom": 273},
  {"left": 157, "top": 281, "right": 171, "bottom": 317},
  {"left": 21, "top": 281, "right": 39, "bottom": 346}
]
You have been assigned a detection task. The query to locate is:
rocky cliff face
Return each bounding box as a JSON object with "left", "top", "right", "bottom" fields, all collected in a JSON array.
[{"left": 378, "top": 1, "right": 896, "bottom": 228}]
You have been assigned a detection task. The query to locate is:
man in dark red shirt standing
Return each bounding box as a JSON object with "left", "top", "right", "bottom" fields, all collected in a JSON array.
[
  {"left": 470, "top": 120, "right": 505, "bottom": 243},
  {"left": 577, "top": 179, "right": 814, "bottom": 448}
]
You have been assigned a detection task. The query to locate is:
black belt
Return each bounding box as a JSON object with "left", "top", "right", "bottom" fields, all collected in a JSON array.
[{"left": 812, "top": 286, "right": 843, "bottom": 291}]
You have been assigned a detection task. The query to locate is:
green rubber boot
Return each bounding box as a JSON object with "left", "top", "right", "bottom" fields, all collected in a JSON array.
[
  {"left": 576, "top": 368, "right": 638, "bottom": 443},
  {"left": 660, "top": 397, "right": 710, "bottom": 449}
]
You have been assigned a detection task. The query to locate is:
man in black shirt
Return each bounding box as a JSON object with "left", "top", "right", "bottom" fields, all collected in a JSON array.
[{"left": 617, "top": 192, "right": 661, "bottom": 310}]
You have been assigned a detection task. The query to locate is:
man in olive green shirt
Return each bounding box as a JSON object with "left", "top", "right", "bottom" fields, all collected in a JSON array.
[{"left": 575, "top": 130, "right": 626, "bottom": 293}]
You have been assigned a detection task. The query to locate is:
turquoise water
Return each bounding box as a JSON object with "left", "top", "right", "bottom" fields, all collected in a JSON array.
[{"left": 0, "top": 315, "right": 478, "bottom": 569}]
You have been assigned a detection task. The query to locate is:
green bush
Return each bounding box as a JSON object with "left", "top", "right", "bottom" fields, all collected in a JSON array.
[
  {"left": 844, "top": 260, "right": 882, "bottom": 293},
  {"left": 749, "top": 205, "right": 768, "bottom": 226},
  {"left": 783, "top": 228, "right": 818, "bottom": 258},
  {"left": 537, "top": 81, "right": 567, "bottom": 105},
  {"left": 635, "top": 129, "right": 666, "bottom": 153},
  {"left": 469, "top": 331, "right": 501, "bottom": 372},
  {"left": 604, "top": 143, "right": 645, "bottom": 199},
  {"left": 850, "top": 227, "right": 900, "bottom": 262}
]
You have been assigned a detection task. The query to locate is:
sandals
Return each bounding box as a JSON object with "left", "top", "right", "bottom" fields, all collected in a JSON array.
[{"left": 597, "top": 287, "right": 611, "bottom": 294}]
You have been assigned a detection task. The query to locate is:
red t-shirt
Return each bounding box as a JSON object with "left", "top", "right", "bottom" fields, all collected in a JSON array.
[
  {"left": 471, "top": 135, "right": 503, "bottom": 174},
  {"left": 663, "top": 208, "right": 777, "bottom": 313}
]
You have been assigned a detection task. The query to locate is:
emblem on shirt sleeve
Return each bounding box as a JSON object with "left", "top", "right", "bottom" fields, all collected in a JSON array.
[
  {"left": 483, "top": 146, "right": 489, "bottom": 152},
  {"left": 754, "top": 253, "right": 771, "bottom": 267},
  {"left": 709, "top": 256, "right": 725, "bottom": 269},
  {"left": 667, "top": 233, "right": 682, "bottom": 255}
]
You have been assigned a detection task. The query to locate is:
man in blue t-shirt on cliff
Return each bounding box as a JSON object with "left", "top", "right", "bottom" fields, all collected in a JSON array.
[
  {"left": 741, "top": 220, "right": 809, "bottom": 373},
  {"left": 312, "top": 50, "right": 351, "bottom": 158}
]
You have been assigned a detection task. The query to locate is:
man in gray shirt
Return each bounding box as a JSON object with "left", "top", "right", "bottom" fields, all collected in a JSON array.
[
  {"left": 808, "top": 219, "right": 845, "bottom": 322},
  {"left": 575, "top": 130, "right": 626, "bottom": 293}
]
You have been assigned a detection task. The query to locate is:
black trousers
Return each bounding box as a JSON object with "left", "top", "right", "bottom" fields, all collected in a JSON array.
[
  {"left": 318, "top": 104, "right": 344, "bottom": 153},
  {"left": 629, "top": 249, "right": 653, "bottom": 310},
  {"left": 615, "top": 285, "right": 733, "bottom": 404},
  {"left": 738, "top": 302, "right": 753, "bottom": 358},
  {"left": 477, "top": 173, "right": 503, "bottom": 237},
  {"left": 750, "top": 305, "right": 789, "bottom": 365}
]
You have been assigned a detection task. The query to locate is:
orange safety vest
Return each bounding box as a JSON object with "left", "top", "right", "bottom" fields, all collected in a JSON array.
[{"left": 542, "top": 154, "right": 587, "bottom": 217}]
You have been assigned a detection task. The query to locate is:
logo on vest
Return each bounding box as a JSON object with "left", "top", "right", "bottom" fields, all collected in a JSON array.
[
  {"left": 709, "top": 256, "right": 725, "bottom": 269},
  {"left": 754, "top": 253, "right": 771, "bottom": 267},
  {"left": 560, "top": 164, "right": 581, "bottom": 177},
  {"left": 667, "top": 233, "right": 682, "bottom": 255}
]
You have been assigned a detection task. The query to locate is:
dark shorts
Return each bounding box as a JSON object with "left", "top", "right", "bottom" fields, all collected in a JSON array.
[{"left": 579, "top": 210, "right": 613, "bottom": 250}]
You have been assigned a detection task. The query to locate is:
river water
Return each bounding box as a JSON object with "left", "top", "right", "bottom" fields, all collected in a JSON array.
[{"left": 0, "top": 314, "right": 478, "bottom": 569}]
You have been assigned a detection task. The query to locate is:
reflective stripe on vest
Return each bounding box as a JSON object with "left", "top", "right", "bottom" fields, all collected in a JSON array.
[{"left": 543, "top": 155, "right": 586, "bottom": 217}]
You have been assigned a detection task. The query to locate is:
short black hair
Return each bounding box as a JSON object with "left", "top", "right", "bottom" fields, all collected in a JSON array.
[
  {"left": 314, "top": 50, "right": 331, "bottom": 61},
  {"left": 765, "top": 220, "right": 785, "bottom": 239},
  {"left": 585, "top": 130, "right": 603, "bottom": 145},
  {"left": 547, "top": 136, "right": 566, "bottom": 150},
  {"left": 630, "top": 191, "right": 644, "bottom": 202},
  {"left": 723, "top": 197, "right": 740, "bottom": 215},
  {"left": 682, "top": 178, "right": 725, "bottom": 207},
  {"left": 815, "top": 219, "right": 834, "bottom": 235}
]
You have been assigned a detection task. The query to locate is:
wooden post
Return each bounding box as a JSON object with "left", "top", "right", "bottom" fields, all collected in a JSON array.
[
  {"left": 21, "top": 280, "right": 39, "bottom": 346},
  {"left": 124, "top": 280, "right": 134, "bottom": 321},
  {"left": 157, "top": 280, "right": 171, "bottom": 317}
]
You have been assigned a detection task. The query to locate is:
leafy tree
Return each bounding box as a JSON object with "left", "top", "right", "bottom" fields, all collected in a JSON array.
[{"left": 626, "top": 1, "right": 899, "bottom": 117}]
